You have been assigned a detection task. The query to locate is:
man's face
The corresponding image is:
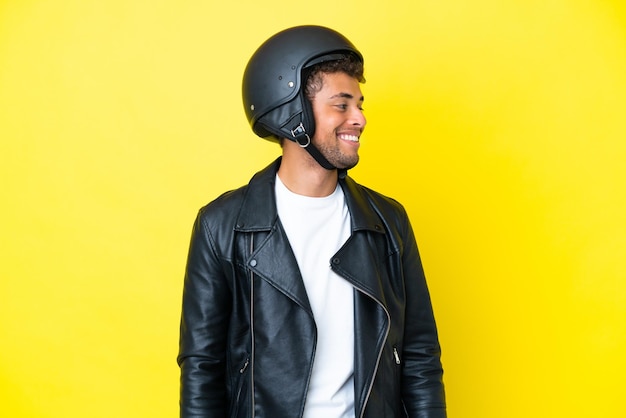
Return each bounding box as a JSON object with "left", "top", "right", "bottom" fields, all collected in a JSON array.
[{"left": 310, "top": 72, "right": 366, "bottom": 170}]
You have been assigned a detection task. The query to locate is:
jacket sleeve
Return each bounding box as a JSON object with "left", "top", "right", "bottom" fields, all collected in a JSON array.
[
  {"left": 177, "top": 210, "right": 231, "bottom": 418},
  {"left": 400, "top": 212, "right": 447, "bottom": 418}
]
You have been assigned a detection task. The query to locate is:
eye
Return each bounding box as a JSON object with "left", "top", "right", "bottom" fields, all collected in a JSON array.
[{"left": 335, "top": 104, "right": 348, "bottom": 111}]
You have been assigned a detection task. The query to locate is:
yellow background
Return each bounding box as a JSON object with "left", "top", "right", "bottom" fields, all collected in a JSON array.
[{"left": 1, "top": 0, "right": 625, "bottom": 417}]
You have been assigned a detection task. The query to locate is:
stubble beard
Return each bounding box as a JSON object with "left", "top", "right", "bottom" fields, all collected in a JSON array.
[{"left": 313, "top": 137, "right": 360, "bottom": 170}]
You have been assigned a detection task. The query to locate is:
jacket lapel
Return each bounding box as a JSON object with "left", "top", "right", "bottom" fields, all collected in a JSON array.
[
  {"left": 250, "top": 224, "right": 313, "bottom": 315},
  {"left": 234, "top": 158, "right": 313, "bottom": 315},
  {"left": 338, "top": 175, "right": 389, "bottom": 305}
]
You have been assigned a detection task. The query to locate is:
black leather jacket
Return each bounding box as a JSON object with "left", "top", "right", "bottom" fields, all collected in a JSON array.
[{"left": 178, "top": 158, "right": 446, "bottom": 418}]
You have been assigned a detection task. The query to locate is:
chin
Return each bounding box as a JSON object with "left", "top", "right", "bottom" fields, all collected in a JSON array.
[{"left": 337, "top": 157, "right": 359, "bottom": 171}]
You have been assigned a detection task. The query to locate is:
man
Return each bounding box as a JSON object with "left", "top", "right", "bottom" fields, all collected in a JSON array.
[{"left": 178, "top": 25, "right": 446, "bottom": 418}]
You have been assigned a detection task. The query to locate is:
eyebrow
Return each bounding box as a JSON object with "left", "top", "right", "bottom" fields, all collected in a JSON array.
[{"left": 328, "top": 92, "right": 365, "bottom": 101}]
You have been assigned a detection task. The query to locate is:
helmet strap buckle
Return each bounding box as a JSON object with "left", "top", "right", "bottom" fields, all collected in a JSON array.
[
  {"left": 290, "top": 120, "right": 336, "bottom": 171},
  {"left": 291, "top": 123, "right": 311, "bottom": 148}
]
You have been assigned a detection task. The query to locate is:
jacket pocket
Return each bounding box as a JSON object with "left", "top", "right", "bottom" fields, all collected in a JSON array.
[
  {"left": 392, "top": 345, "right": 402, "bottom": 388},
  {"left": 393, "top": 346, "right": 401, "bottom": 366},
  {"left": 230, "top": 356, "right": 250, "bottom": 418}
]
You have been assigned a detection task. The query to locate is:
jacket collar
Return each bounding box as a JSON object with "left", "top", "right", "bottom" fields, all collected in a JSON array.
[{"left": 235, "top": 157, "right": 385, "bottom": 234}]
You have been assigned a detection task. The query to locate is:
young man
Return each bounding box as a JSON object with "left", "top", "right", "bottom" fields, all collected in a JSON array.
[{"left": 178, "top": 25, "right": 446, "bottom": 418}]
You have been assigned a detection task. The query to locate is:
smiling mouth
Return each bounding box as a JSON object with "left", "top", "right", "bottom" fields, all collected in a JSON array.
[{"left": 338, "top": 133, "right": 360, "bottom": 142}]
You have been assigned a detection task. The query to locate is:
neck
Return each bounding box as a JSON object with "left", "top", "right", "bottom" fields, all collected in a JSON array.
[{"left": 277, "top": 140, "right": 338, "bottom": 197}]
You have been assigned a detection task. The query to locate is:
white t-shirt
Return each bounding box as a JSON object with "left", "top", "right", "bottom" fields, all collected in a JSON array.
[{"left": 275, "top": 174, "right": 355, "bottom": 418}]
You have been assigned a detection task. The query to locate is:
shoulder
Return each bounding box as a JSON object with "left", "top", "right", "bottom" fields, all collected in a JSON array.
[
  {"left": 363, "top": 184, "right": 406, "bottom": 213},
  {"left": 198, "top": 185, "right": 247, "bottom": 217},
  {"left": 196, "top": 158, "right": 280, "bottom": 228},
  {"left": 195, "top": 185, "right": 248, "bottom": 235},
  {"left": 345, "top": 176, "right": 409, "bottom": 219}
]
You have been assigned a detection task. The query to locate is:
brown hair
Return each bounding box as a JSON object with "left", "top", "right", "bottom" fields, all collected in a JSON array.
[{"left": 304, "top": 54, "right": 365, "bottom": 100}]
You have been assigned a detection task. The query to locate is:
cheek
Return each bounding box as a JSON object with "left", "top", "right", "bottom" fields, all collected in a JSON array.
[{"left": 313, "top": 115, "right": 335, "bottom": 135}]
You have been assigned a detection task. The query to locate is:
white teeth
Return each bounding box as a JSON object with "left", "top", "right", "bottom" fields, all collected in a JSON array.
[{"left": 339, "top": 134, "right": 359, "bottom": 142}]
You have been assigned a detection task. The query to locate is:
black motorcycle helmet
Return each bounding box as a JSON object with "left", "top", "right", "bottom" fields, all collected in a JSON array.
[{"left": 242, "top": 25, "right": 363, "bottom": 170}]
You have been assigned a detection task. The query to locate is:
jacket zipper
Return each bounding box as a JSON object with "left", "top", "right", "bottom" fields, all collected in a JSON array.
[
  {"left": 354, "top": 286, "right": 391, "bottom": 418},
  {"left": 249, "top": 234, "right": 255, "bottom": 418},
  {"left": 393, "top": 347, "right": 401, "bottom": 365}
]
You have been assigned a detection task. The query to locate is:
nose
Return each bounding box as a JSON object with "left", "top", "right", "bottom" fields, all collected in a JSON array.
[{"left": 351, "top": 106, "right": 366, "bottom": 128}]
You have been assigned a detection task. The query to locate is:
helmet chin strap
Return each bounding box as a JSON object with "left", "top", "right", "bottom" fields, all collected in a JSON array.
[{"left": 290, "top": 122, "right": 337, "bottom": 170}]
